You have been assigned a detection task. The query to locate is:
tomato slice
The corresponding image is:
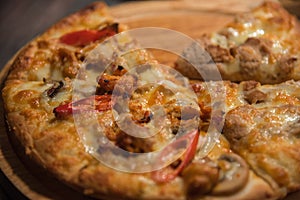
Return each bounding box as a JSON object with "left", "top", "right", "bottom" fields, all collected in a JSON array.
[
  {"left": 59, "top": 23, "right": 118, "bottom": 46},
  {"left": 151, "top": 129, "right": 200, "bottom": 183}
]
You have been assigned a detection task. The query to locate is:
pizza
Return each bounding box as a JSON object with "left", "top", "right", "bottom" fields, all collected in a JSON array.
[
  {"left": 175, "top": 1, "right": 300, "bottom": 84},
  {"left": 2, "top": 1, "right": 300, "bottom": 200}
]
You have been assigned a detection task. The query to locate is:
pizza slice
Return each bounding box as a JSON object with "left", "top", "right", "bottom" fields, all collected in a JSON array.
[
  {"left": 223, "top": 80, "right": 300, "bottom": 198},
  {"left": 193, "top": 79, "right": 300, "bottom": 198},
  {"left": 175, "top": 1, "right": 300, "bottom": 84}
]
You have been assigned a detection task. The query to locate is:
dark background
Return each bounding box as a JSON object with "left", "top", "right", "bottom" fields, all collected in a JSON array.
[
  {"left": 0, "top": 0, "right": 129, "bottom": 70},
  {"left": 0, "top": 1, "right": 127, "bottom": 199}
]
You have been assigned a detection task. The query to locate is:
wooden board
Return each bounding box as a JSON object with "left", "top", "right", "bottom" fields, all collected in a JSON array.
[{"left": 0, "top": 0, "right": 299, "bottom": 199}]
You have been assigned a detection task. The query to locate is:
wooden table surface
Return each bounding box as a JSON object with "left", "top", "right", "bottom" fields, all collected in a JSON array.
[{"left": 0, "top": 1, "right": 127, "bottom": 199}]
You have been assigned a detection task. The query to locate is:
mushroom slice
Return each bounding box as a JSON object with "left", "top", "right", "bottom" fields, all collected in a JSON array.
[{"left": 212, "top": 153, "right": 249, "bottom": 195}]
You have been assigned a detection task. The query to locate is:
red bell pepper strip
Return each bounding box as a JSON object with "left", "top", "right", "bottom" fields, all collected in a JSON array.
[
  {"left": 151, "top": 129, "right": 200, "bottom": 183},
  {"left": 53, "top": 94, "right": 112, "bottom": 118},
  {"left": 59, "top": 23, "right": 118, "bottom": 46}
]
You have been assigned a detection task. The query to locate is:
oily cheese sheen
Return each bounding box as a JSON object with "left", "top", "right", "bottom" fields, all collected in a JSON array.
[{"left": 2, "top": 1, "right": 300, "bottom": 200}]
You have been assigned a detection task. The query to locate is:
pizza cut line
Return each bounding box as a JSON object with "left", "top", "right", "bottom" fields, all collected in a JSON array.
[{"left": 2, "top": 1, "right": 300, "bottom": 200}]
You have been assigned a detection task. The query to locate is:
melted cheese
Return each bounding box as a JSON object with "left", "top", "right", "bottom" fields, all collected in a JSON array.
[{"left": 3, "top": 80, "right": 72, "bottom": 114}]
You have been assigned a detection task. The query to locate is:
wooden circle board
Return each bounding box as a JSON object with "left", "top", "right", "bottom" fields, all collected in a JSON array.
[
  {"left": 110, "top": 0, "right": 264, "bottom": 66},
  {"left": 0, "top": 0, "right": 299, "bottom": 199}
]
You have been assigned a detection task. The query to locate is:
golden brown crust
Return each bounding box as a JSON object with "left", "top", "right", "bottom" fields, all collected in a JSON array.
[
  {"left": 41, "top": 2, "right": 113, "bottom": 39},
  {"left": 6, "top": 44, "right": 38, "bottom": 81},
  {"left": 203, "top": 172, "right": 278, "bottom": 200}
]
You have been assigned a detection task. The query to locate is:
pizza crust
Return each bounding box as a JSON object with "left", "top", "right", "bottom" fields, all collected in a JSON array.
[
  {"left": 40, "top": 2, "right": 113, "bottom": 39},
  {"left": 204, "top": 172, "right": 278, "bottom": 200}
]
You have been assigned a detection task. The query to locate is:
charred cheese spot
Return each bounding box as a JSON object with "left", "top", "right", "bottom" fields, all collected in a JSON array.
[
  {"left": 30, "top": 97, "right": 41, "bottom": 109},
  {"left": 13, "top": 90, "right": 38, "bottom": 103}
]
